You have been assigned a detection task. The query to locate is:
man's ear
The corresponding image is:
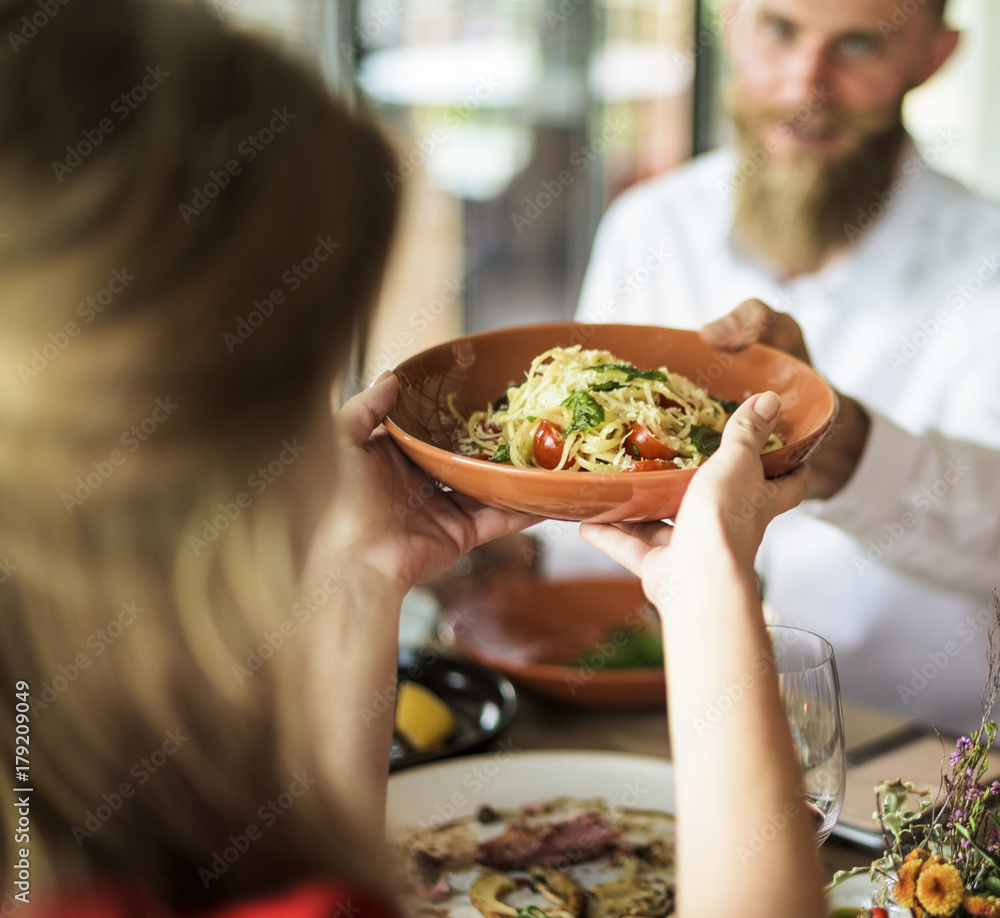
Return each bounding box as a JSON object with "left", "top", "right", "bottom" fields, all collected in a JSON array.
[{"left": 912, "top": 26, "right": 959, "bottom": 88}]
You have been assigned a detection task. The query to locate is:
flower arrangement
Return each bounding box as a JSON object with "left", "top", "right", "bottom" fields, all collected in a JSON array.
[{"left": 841, "top": 596, "right": 1000, "bottom": 918}]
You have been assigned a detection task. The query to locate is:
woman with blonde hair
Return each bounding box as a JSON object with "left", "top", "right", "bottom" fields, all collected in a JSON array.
[
  {"left": 0, "top": 0, "right": 827, "bottom": 915},
  {"left": 0, "top": 0, "right": 536, "bottom": 911}
]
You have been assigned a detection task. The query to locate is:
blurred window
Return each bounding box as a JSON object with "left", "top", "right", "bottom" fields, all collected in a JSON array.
[
  {"left": 349, "top": 0, "right": 697, "bottom": 375},
  {"left": 211, "top": 0, "right": 999, "bottom": 377}
]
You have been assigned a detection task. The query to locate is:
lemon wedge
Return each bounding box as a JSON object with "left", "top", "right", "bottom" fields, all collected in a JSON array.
[{"left": 394, "top": 681, "right": 457, "bottom": 751}]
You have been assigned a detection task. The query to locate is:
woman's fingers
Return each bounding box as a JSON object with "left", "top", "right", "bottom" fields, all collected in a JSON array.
[
  {"left": 445, "top": 490, "right": 544, "bottom": 543},
  {"left": 769, "top": 465, "right": 810, "bottom": 517},
  {"left": 578, "top": 523, "right": 646, "bottom": 575},
  {"left": 336, "top": 372, "right": 398, "bottom": 447},
  {"left": 695, "top": 391, "right": 782, "bottom": 486},
  {"left": 579, "top": 520, "right": 673, "bottom": 575},
  {"left": 682, "top": 392, "right": 807, "bottom": 546},
  {"left": 722, "top": 390, "right": 781, "bottom": 453}
]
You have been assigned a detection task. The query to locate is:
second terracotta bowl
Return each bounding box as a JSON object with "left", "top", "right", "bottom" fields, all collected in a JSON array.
[{"left": 440, "top": 576, "right": 666, "bottom": 709}]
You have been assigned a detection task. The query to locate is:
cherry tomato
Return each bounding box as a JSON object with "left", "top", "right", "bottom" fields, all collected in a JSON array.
[
  {"left": 622, "top": 459, "right": 675, "bottom": 472},
  {"left": 533, "top": 420, "right": 575, "bottom": 469},
  {"left": 655, "top": 393, "right": 684, "bottom": 410},
  {"left": 623, "top": 422, "right": 677, "bottom": 461},
  {"left": 870, "top": 909, "right": 889, "bottom": 918}
]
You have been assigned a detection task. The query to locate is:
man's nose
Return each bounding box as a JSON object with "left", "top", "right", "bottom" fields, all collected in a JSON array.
[{"left": 775, "top": 40, "right": 831, "bottom": 108}]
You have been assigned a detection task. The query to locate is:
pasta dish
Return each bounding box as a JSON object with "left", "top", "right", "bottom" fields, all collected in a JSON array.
[{"left": 453, "top": 345, "right": 783, "bottom": 472}]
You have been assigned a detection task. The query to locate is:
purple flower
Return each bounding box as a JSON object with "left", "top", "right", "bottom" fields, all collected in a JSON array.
[
  {"left": 957, "top": 736, "right": 974, "bottom": 753},
  {"left": 950, "top": 751, "right": 962, "bottom": 764},
  {"left": 991, "top": 780, "right": 1000, "bottom": 796}
]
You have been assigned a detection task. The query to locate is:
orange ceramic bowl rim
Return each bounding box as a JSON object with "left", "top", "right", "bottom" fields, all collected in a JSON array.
[{"left": 454, "top": 647, "right": 664, "bottom": 686}]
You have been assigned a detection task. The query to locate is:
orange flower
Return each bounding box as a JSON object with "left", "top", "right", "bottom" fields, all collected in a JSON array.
[
  {"left": 894, "top": 869, "right": 917, "bottom": 907},
  {"left": 904, "top": 848, "right": 933, "bottom": 868},
  {"left": 965, "top": 893, "right": 1000, "bottom": 917},
  {"left": 914, "top": 858, "right": 965, "bottom": 917},
  {"left": 894, "top": 849, "right": 931, "bottom": 908}
]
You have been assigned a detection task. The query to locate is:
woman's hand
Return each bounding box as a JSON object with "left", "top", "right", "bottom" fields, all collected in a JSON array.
[
  {"left": 301, "top": 373, "right": 540, "bottom": 829},
  {"left": 583, "top": 396, "right": 826, "bottom": 918},
  {"left": 580, "top": 391, "right": 807, "bottom": 598},
  {"left": 328, "top": 372, "right": 541, "bottom": 599}
]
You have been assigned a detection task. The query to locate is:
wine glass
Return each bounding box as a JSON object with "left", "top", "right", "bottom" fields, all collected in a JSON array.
[{"left": 766, "top": 625, "right": 846, "bottom": 845}]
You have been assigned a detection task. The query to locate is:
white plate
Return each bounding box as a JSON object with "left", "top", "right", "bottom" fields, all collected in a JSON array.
[
  {"left": 386, "top": 748, "right": 674, "bottom": 835},
  {"left": 827, "top": 871, "right": 872, "bottom": 910},
  {"left": 387, "top": 749, "right": 874, "bottom": 912}
]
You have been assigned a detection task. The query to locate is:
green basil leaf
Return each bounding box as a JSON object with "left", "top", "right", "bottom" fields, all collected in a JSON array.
[
  {"left": 574, "top": 627, "right": 664, "bottom": 669},
  {"left": 489, "top": 444, "right": 511, "bottom": 463},
  {"left": 493, "top": 380, "right": 524, "bottom": 412},
  {"left": 690, "top": 425, "right": 722, "bottom": 456},
  {"left": 588, "top": 381, "right": 625, "bottom": 392},
  {"left": 588, "top": 363, "right": 668, "bottom": 382},
  {"left": 713, "top": 397, "right": 741, "bottom": 414},
  {"left": 560, "top": 390, "right": 604, "bottom": 436}
]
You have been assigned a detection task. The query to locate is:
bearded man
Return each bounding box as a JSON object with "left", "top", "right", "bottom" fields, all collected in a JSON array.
[{"left": 573, "top": 0, "right": 1000, "bottom": 730}]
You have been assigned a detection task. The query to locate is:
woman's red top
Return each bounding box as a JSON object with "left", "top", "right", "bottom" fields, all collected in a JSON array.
[{"left": 23, "top": 879, "right": 404, "bottom": 918}]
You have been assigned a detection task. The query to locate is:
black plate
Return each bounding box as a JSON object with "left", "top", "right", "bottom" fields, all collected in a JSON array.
[{"left": 390, "top": 649, "right": 518, "bottom": 772}]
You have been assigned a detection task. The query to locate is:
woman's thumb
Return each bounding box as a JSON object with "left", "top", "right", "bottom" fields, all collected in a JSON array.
[{"left": 720, "top": 391, "right": 781, "bottom": 454}]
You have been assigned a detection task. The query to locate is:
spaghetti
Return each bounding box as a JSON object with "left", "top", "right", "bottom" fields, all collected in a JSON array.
[{"left": 453, "top": 345, "right": 783, "bottom": 472}]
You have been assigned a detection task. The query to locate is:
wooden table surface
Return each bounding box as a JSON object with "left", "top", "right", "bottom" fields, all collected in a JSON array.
[{"left": 506, "top": 691, "right": 904, "bottom": 880}]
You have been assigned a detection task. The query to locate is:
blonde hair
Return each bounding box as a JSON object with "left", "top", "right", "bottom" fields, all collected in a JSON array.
[{"left": 0, "top": 0, "right": 399, "bottom": 908}]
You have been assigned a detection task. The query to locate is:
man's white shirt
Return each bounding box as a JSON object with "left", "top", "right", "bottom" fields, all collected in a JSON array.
[{"left": 572, "top": 142, "right": 1000, "bottom": 731}]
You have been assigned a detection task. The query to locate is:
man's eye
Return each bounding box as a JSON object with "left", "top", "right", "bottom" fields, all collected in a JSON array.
[
  {"left": 838, "top": 34, "right": 879, "bottom": 58},
  {"left": 761, "top": 16, "right": 794, "bottom": 41}
]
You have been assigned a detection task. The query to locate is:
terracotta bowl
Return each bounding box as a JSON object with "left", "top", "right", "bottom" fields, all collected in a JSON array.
[
  {"left": 440, "top": 576, "right": 666, "bottom": 709},
  {"left": 384, "top": 322, "right": 837, "bottom": 522}
]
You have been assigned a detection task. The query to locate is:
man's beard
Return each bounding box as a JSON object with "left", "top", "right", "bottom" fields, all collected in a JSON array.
[{"left": 730, "top": 105, "right": 907, "bottom": 276}]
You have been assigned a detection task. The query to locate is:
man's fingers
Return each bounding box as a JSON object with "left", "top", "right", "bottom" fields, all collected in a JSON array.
[
  {"left": 700, "top": 298, "right": 812, "bottom": 364},
  {"left": 760, "top": 312, "right": 812, "bottom": 364},
  {"left": 701, "top": 298, "right": 772, "bottom": 350}
]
